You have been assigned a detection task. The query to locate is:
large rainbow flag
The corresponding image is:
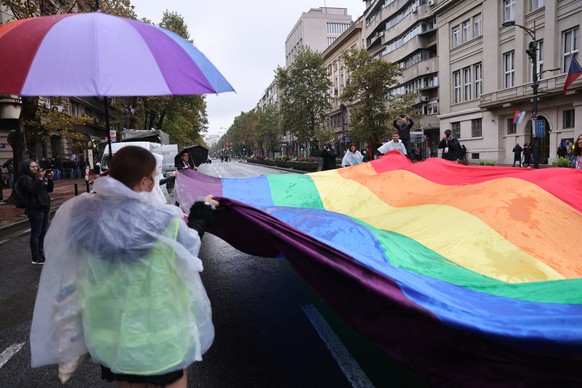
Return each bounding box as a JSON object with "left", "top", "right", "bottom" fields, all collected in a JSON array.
[{"left": 175, "top": 152, "right": 582, "bottom": 385}]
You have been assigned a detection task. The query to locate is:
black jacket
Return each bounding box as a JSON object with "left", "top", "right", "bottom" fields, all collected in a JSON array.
[
  {"left": 438, "top": 137, "right": 460, "bottom": 161},
  {"left": 393, "top": 118, "right": 414, "bottom": 141},
  {"left": 18, "top": 159, "right": 54, "bottom": 212}
]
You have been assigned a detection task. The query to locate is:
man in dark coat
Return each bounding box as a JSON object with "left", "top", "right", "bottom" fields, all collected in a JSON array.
[
  {"left": 393, "top": 114, "right": 414, "bottom": 160},
  {"left": 321, "top": 142, "right": 337, "bottom": 170},
  {"left": 438, "top": 129, "right": 461, "bottom": 161}
]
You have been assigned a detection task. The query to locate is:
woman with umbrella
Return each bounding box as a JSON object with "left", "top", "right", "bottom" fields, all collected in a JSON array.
[{"left": 177, "top": 151, "right": 196, "bottom": 170}]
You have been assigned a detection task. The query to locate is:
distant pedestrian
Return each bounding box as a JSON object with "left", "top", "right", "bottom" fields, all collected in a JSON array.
[
  {"left": 377, "top": 133, "right": 408, "bottom": 157},
  {"left": 341, "top": 144, "right": 364, "bottom": 167},
  {"left": 321, "top": 142, "right": 338, "bottom": 170},
  {"left": 557, "top": 143, "right": 567, "bottom": 159},
  {"left": 362, "top": 150, "right": 370, "bottom": 162},
  {"left": 571, "top": 134, "right": 582, "bottom": 170},
  {"left": 438, "top": 129, "right": 461, "bottom": 161},
  {"left": 512, "top": 144, "right": 523, "bottom": 167},
  {"left": 523, "top": 143, "right": 533, "bottom": 167},
  {"left": 3, "top": 158, "right": 14, "bottom": 188},
  {"left": 17, "top": 159, "right": 54, "bottom": 264},
  {"left": 393, "top": 114, "right": 413, "bottom": 160}
]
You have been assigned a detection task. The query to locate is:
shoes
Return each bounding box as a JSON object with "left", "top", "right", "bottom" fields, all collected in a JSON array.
[{"left": 32, "top": 257, "right": 45, "bottom": 265}]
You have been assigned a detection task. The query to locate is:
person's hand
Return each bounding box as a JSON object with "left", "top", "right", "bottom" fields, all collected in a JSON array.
[{"left": 203, "top": 194, "right": 219, "bottom": 209}]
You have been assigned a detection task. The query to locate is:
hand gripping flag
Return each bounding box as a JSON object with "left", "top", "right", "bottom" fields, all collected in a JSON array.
[{"left": 563, "top": 56, "right": 582, "bottom": 94}]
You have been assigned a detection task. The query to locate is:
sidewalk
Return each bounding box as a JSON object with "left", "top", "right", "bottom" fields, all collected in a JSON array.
[{"left": 0, "top": 179, "right": 90, "bottom": 237}]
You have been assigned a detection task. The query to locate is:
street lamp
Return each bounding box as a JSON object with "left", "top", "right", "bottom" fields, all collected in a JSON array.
[{"left": 502, "top": 20, "right": 540, "bottom": 168}]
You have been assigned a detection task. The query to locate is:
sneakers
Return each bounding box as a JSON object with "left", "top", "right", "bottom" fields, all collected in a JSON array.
[{"left": 32, "top": 257, "right": 45, "bottom": 265}]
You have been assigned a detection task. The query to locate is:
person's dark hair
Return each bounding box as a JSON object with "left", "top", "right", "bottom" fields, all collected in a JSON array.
[
  {"left": 445, "top": 129, "right": 452, "bottom": 136},
  {"left": 109, "top": 146, "right": 156, "bottom": 189},
  {"left": 21, "top": 159, "right": 38, "bottom": 179},
  {"left": 574, "top": 135, "right": 582, "bottom": 156}
]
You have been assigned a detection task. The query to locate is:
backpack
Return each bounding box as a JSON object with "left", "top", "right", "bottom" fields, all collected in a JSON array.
[
  {"left": 13, "top": 178, "right": 27, "bottom": 209},
  {"left": 450, "top": 138, "right": 462, "bottom": 160}
]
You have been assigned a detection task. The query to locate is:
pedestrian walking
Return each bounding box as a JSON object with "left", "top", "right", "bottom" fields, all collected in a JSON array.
[
  {"left": 512, "top": 144, "right": 523, "bottom": 167},
  {"left": 30, "top": 146, "right": 218, "bottom": 385},
  {"left": 17, "top": 159, "right": 54, "bottom": 264}
]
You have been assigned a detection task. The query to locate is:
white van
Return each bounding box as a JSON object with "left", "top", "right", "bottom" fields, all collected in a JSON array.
[
  {"left": 100, "top": 142, "right": 178, "bottom": 203},
  {"left": 101, "top": 142, "right": 178, "bottom": 174}
]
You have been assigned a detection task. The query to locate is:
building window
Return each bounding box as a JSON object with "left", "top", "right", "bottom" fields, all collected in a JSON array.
[
  {"left": 504, "top": 0, "right": 515, "bottom": 22},
  {"left": 462, "top": 20, "right": 471, "bottom": 43},
  {"left": 471, "top": 119, "right": 482, "bottom": 137},
  {"left": 473, "top": 14, "right": 482, "bottom": 37},
  {"left": 463, "top": 67, "right": 472, "bottom": 101},
  {"left": 535, "top": 41, "right": 544, "bottom": 80},
  {"left": 452, "top": 26, "right": 460, "bottom": 48},
  {"left": 563, "top": 109, "right": 575, "bottom": 129},
  {"left": 453, "top": 70, "right": 461, "bottom": 103},
  {"left": 504, "top": 51, "right": 515, "bottom": 88},
  {"left": 530, "top": 0, "right": 544, "bottom": 11},
  {"left": 563, "top": 27, "right": 580, "bottom": 72},
  {"left": 452, "top": 122, "right": 461, "bottom": 139},
  {"left": 474, "top": 63, "right": 483, "bottom": 98},
  {"left": 507, "top": 118, "right": 516, "bottom": 134}
]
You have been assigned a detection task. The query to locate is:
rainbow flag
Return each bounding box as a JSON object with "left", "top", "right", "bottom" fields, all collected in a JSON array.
[{"left": 176, "top": 152, "right": 582, "bottom": 384}]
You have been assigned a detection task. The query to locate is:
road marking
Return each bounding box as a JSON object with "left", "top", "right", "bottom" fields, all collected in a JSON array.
[
  {"left": 302, "top": 304, "right": 374, "bottom": 388},
  {"left": 212, "top": 164, "right": 223, "bottom": 178},
  {"left": 0, "top": 342, "right": 25, "bottom": 369}
]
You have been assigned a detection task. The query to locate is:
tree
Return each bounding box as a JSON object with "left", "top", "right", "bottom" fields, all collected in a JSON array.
[
  {"left": 254, "top": 105, "right": 281, "bottom": 157},
  {"left": 340, "top": 48, "right": 417, "bottom": 150},
  {"left": 275, "top": 48, "right": 332, "bottom": 152}
]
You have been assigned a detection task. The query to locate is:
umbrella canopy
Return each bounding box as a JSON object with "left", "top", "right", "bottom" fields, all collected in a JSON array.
[
  {"left": 0, "top": 12, "right": 234, "bottom": 96},
  {"left": 175, "top": 145, "right": 208, "bottom": 168}
]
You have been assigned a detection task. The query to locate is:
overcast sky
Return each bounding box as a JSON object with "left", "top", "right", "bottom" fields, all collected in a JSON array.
[{"left": 131, "top": 1, "right": 365, "bottom": 136}]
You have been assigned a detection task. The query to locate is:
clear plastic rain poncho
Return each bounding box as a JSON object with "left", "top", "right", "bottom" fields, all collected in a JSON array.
[{"left": 30, "top": 175, "right": 214, "bottom": 377}]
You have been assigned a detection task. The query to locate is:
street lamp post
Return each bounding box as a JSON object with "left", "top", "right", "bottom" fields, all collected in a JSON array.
[{"left": 502, "top": 20, "right": 540, "bottom": 168}]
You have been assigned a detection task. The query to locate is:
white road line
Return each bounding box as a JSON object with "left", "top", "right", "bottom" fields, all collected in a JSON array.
[
  {"left": 0, "top": 342, "right": 25, "bottom": 369},
  {"left": 302, "top": 304, "right": 375, "bottom": 388}
]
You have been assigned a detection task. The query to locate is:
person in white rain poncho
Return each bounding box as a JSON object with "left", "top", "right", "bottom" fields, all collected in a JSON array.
[
  {"left": 30, "top": 146, "right": 218, "bottom": 387},
  {"left": 341, "top": 144, "right": 364, "bottom": 167}
]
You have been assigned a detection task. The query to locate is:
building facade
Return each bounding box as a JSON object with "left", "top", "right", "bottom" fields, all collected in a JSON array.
[
  {"left": 434, "top": 0, "right": 581, "bottom": 165},
  {"left": 285, "top": 7, "right": 354, "bottom": 67},
  {"left": 321, "top": 17, "right": 364, "bottom": 156}
]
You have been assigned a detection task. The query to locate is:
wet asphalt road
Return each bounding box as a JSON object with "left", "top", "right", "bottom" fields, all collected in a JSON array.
[{"left": 0, "top": 160, "right": 424, "bottom": 387}]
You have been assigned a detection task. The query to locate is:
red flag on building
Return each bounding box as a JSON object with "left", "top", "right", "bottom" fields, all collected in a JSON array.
[{"left": 563, "top": 56, "right": 582, "bottom": 94}]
